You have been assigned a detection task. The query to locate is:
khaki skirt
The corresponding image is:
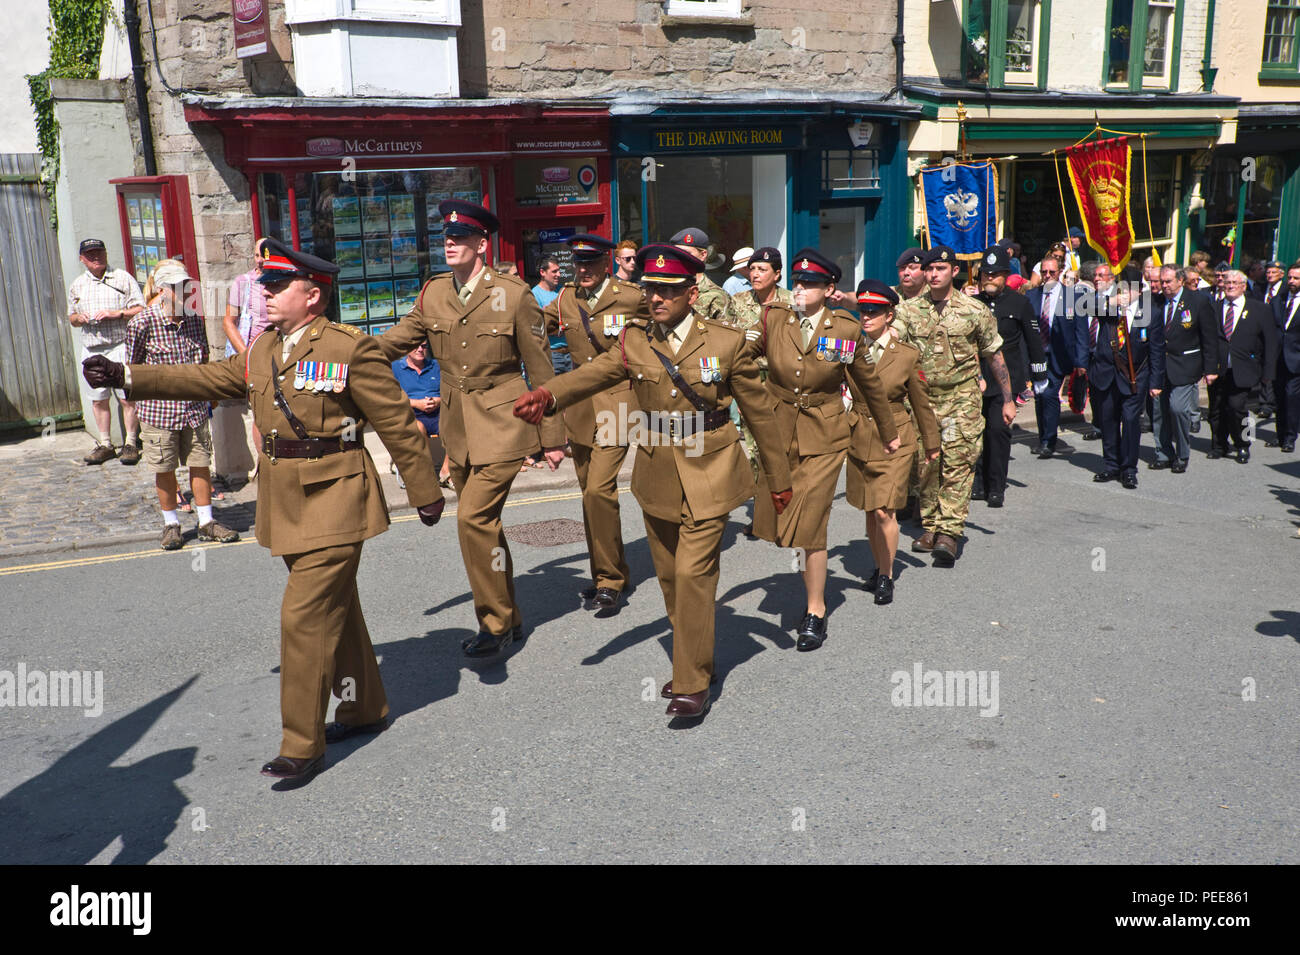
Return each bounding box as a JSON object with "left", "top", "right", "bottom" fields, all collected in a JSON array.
[
  {"left": 846, "top": 448, "right": 912, "bottom": 512},
  {"left": 754, "top": 445, "right": 847, "bottom": 550}
]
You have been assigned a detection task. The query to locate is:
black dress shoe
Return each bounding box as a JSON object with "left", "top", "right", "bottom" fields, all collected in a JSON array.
[
  {"left": 1283, "top": 442, "right": 1296, "bottom": 453},
  {"left": 1093, "top": 471, "right": 1119, "bottom": 482},
  {"left": 1083, "top": 429, "right": 1102, "bottom": 441},
  {"left": 1036, "top": 444, "right": 1054, "bottom": 459},
  {"left": 1148, "top": 460, "right": 1170, "bottom": 470},
  {"left": 795, "top": 613, "right": 827, "bottom": 651},
  {"left": 260, "top": 754, "right": 323, "bottom": 781},
  {"left": 1207, "top": 449, "right": 1225, "bottom": 459},
  {"left": 986, "top": 490, "right": 1004, "bottom": 507},
  {"left": 971, "top": 483, "right": 986, "bottom": 501},
  {"left": 1171, "top": 461, "right": 1187, "bottom": 474},
  {"left": 1236, "top": 448, "right": 1250, "bottom": 464},
  {"left": 864, "top": 570, "right": 880, "bottom": 592},
  {"left": 1121, "top": 473, "right": 1138, "bottom": 489},
  {"left": 591, "top": 587, "right": 621, "bottom": 610},
  {"left": 325, "top": 717, "right": 388, "bottom": 744},
  {"left": 1190, "top": 418, "right": 1201, "bottom": 434},
  {"left": 1265, "top": 439, "right": 1279, "bottom": 447},
  {"left": 462, "top": 628, "right": 514, "bottom": 657},
  {"left": 874, "top": 576, "right": 894, "bottom": 605}
]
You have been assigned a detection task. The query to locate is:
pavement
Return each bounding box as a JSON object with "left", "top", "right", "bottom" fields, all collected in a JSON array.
[
  {"left": 0, "top": 428, "right": 622, "bottom": 558},
  {"left": 1, "top": 403, "right": 1298, "bottom": 864}
]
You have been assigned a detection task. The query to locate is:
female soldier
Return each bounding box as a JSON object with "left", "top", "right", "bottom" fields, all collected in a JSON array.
[
  {"left": 747, "top": 249, "right": 901, "bottom": 650},
  {"left": 845, "top": 280, "right": 940, "bottom": 605}
]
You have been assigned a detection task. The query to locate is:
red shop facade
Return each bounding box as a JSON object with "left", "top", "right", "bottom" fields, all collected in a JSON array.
[{"left": 185, "top": 101, "right": 610, "bottom": 336}]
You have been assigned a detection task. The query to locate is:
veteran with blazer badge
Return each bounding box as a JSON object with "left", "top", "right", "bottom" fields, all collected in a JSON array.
[
  {"left": 378, "top": 201, "right": 568, "bottom": 657},
  {"left": 84, "top": 239, "right": 445, "bottom": 785},
  {"left": 541, "top": 234, "right": 650, "bottom": 611},
  {"left": 745, "top": 248, "right": 900, "bottom": 650},
  {"left": 514, "top": 245, "right": 793, "bottom": 720}
]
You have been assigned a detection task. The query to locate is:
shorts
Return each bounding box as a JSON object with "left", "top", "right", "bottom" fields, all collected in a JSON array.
[
  {"left": 80, "top": 342, "right": 127, "bottom": 400},
  {"left": 141, "top": 421, "right": 213, "bottom": 473},
  {"left": 413, "top": 411, "right": 439, "bottom": 435}
]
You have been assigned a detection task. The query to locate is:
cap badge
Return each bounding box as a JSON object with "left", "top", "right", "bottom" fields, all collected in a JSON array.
[
  {"left": 987, "top": 253, "right": 996, "bottom": 264},
  {"left": 655, "top": 254, "right": 665, "bottom": 267},
  {"left": 800, "top": 259, "right": 810, "bottom": 270},
  {"left": 683, "top": 235, "right": 694, "bottom": 245},
  {"left": 449, "top": 212, "right": 458, "bottom": 222}
]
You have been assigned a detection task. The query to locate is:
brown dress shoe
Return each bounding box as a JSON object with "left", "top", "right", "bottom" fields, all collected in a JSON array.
[
  {"left": 911, "top": 530, "right": 936, "bottom": 553},
  {"left": 665, "top": 689, "right": 711, "bottom": 718},
  {"left": 83, "top": 444, "right": 117, "bottom": 465},
  {"left": 931, "top": 534, "right": 958, "bottom": 566},
  {"left": 661, "top": 675, "right": 718, "bottom": 699},
  {"left": 260, "top": 754, "right": 323, "bottom": 781}
]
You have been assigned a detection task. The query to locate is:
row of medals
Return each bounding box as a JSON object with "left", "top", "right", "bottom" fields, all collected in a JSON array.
[{"left": 294, "top": 360, "right": 348, "bottom": 393}]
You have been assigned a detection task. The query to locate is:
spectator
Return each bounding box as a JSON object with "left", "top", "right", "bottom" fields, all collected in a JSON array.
[
  {"left": 390, "top": 341, "right": 448, "bottom": 489},
  {"left": 127, "top": 259, "right": 240, "bottom": 550},
  {"left": 531, "top": 254, "right": 562, "bottom": 309},
  {"left": 68, "top": 238, "right": 146, "bottom": 465},
  {"left": 222, "top": 237, "right": 271, "bottom": 482},
  {"left": 724, "top": 247, "right": 754, "bottom": 295},
  {"left": 613, "top": 239, "right": 639, "bottom": 283},
  {"left": 498, "top": 261, "right": 519, "bottom": 277}
]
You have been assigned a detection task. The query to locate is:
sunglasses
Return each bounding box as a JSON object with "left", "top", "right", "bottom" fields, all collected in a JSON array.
[{"left": 859, "top": 304, "right": 891, "bottom": 316}]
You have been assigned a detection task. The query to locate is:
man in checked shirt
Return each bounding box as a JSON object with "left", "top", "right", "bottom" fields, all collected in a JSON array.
[{"left": 126, "top": 260, "right": 240, "bottom": 550}]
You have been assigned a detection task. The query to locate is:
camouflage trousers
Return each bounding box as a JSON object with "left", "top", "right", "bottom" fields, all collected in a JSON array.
[{"left": 917, "top": 381, "right": 984, "bottom": 538}]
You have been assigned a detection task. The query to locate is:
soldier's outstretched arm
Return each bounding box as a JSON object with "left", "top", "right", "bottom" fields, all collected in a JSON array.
[
  {"left": 348, "top": 336, "right": 442, "bottom": 509},
  {"left": 542, "top": 343, "right": 630, "bottom": 411},
  {"left": 846, "top": 345, "right": 900, "bottom": 447},
  {"left": 727, "top": 336, "right": 792, "bottom": 492},
  {"left": 125, "top": 352, "right": 247, "bottom": 402},
  {"left": 512, "top": 291, "right": 567, "bottom": 451},
  {"left": 376, "top": 290, "right": 432, "bottom": 361}
]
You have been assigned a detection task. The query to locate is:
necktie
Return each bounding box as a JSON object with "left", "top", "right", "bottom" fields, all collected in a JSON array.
[
  {"left": 1164, "top": 299, "right": 1175, "bottom": 331},
  {"left": 1223, "top": 302, "right": 1236, "bottom": 339},
  {"left": 668, "top": 328, "right": 682, "bottom": 355},
  {"left": 801, "top": 317, "right": 814, "bottom": 349},
  {"left": 1287, "top": 296, "right": 1297, "bottom": 331},
  {"left": 1089, "top": 316, "right": 1098, "bottom": 349},
  {"left": 1039, "top": 296, "right": 1051, "bottom": 347}
]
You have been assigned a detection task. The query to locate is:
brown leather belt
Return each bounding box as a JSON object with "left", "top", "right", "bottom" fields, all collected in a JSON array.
[
  {"left": 649, "top": 409, "right": 732, "bottom": 438},
  {"left": 767, "top": 381, "right": 841, "bottom": 410},
  {"left": 263, "top": 435, "right": 364, "bottom": 459},
  {"left": 442, "top": 371, "right": 521, "bottom": 394},
  {"left": 852, "top": 400, "right": 907, "bottom": 417}
]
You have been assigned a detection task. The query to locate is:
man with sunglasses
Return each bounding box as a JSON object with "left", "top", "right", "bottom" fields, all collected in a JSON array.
[{"left": 613, "top": 240, "right": 640, "bottom": 284}]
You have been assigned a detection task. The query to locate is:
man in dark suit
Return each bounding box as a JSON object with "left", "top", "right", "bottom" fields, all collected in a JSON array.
[
  {"left": 1268, "top": 264, "right": 1300, "bottom": 452},
  {"left": 1151, "top": 266, "right": 1216, "bottom": 473},
  {"left": 1207, "top": 270, "right": 1280, "bottom": 463},
  {"left": 1025, "top": 255, "right": 1078, "bottom": 458},
  {"left": 1262, "top": 261, "right": 1287, "bottom": 313},
  {"left": 1076, "top": 265, "right": 1165, "bottom": 488}
]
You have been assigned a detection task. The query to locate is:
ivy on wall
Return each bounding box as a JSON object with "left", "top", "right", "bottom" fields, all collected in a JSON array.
[{"left": 25, "top": 0, "right": 116, "bottom": 228}]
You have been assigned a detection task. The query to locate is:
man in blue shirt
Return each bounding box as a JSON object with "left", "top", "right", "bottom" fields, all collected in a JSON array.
[
  {"left": 391, "top": 341, "right": 442, "bottom": 487},
  {"left": 531, "top": 254, "right": 569, "bottom": 374}
]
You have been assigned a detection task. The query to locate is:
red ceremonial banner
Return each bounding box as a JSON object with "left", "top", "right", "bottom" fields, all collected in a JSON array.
[{"left": 1064, "top": 136, "right": 1137, "bottom": 273}]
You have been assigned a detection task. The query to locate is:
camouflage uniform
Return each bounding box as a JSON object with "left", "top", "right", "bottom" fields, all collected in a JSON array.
[
  {"left": 723, "top": 286, "right": 795, "bottom": 472},
  {"left": 694, "top": 273, "right": 731, "bottom": 323},
  {"left": 893, "top": 289, "right": 1003, "bottom": 538}
]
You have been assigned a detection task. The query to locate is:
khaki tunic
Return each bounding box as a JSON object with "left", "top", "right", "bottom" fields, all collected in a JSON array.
[
  {"left": 846, "top": 337, "right": 941, "bottom": 511},
  {"left": 745, "top": 304, "right": 899, "bottom": 549}
]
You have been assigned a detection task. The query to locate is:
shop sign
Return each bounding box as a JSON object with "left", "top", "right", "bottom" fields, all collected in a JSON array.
[
  {"left": 649, "top": 125, "right": 798, "bottom": 152},
  {"left": 232, "top": 0, "right": 268, "bottom": 58},
  {"left": 305, "top": 136, "right": 425, "bottom": 157},
  {"left": 515, "top": 157, "right": 599, "bottom": 206}
]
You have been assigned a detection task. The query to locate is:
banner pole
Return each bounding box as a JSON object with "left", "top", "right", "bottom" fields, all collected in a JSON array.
[{"left": 1140, "top": 134, "right": 1161, "bottom": 267}]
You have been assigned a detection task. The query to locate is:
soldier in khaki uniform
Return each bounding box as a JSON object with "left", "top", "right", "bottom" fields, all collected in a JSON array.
[
  {"left": 893, "top": 246, "right": 1013, "bottom": 566},
  {"left": 83, "top": 239, "right": 445, "bottom": 785},
  {"left": 671, "top": 228, "right": 730, "bottom": 322},
  {"left": 541, "top": 234, "right": 650, "bottom": 611},
  {"left": 745, "top": 249, "right": 900, "bottom": 650},
  {"left": 377, "top": 201, "right": 567, "bottom": 656},
  {"left": 514, "top": 244, "right": 793, "bottom": 720}
]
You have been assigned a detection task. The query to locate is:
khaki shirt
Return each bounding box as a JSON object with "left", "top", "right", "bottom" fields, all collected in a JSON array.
[
  {"left": 127, "top": 315, "right": 441, "bottom": 556},
  {"left": 892, "top": 289, "right": 1003, "bottom": 391},
  {"left": 546, "top": 313, "right": 793, "bottom": 521},
  {"left": 542, "top": 278, "right": 649, "bottom": 447},
  {"left": 378, "top": 267, "right": 566, "bottom": 464}
]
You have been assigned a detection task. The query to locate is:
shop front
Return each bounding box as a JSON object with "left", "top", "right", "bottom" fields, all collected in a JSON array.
[
  {"left": 184, "top": 101, "right": 610, "bottom": 335},
  {"left": 610, "top": 105, "right": 913, "bottom": 291}
]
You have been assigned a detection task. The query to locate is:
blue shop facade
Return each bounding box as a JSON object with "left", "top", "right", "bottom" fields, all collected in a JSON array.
[{"left": 608, "top": 103, "right": 916, "bottom": 293}]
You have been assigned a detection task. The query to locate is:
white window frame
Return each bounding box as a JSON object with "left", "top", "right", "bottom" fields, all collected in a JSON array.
[
  {"left": 665, "top": 0, "right": 744, "bottom": 18},
  {"left": 1002, "top": 0, "right": 1041, "bottom": 86},
  {"left": 1141, "top": 0, "right": 1176, "bottom": 88}
]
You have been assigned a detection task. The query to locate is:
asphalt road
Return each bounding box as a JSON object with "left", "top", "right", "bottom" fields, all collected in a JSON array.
[{"left": 1, "top": 425, "right": 1297, "bottom": 864}]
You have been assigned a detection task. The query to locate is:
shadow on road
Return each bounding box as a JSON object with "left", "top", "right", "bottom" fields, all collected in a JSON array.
[
  {"left": 1255, "top": 611, "right": 1300, "bottom": 644},
  {"left": 0, "top": 676, "right": 198, "bottom": 864}
]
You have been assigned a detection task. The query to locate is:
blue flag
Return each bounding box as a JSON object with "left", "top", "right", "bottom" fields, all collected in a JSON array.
[{"left": 920, "top": 161, "right": 999, "bottom": 256}]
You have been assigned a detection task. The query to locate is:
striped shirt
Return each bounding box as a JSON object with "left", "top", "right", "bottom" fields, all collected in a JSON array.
[
  {"left": 125, "top": 304, "right": 210, "bottom": 430},
  {"left": 67, "top": 268, "right": 144, "bottom": 348}
]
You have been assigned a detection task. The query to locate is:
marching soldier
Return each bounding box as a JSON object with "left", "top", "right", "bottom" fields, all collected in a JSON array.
[
  {"left": 83, "top": 239, "right": 445, "bottom": 785},
  {"left": 746, "top": 248, "right": 900, "bottom": 650},
  {"left": 377, "top": 201, "right": 567, "bottom": 656},
  {"left": 670, "top": 228, "right": 731, "bottom": 322},
  {"left": 541, "top": 233, "right": 650, "bottom": 611},
  {"left": 513, "top": 244, "right": 793, "bottom": 720},
  {"left": 893, "top": 246, "right": 1013, "bottom": 567},
  {"left": 894, "top": 248, "right": 927, "bottom": 301}
]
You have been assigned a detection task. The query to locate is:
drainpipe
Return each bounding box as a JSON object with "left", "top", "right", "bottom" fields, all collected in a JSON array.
[
  {"left": 1200, "top": 0, "right": 1217, "bottom": 91},
  {"left": 121, "top": 0, "right": 157, "bottom": 176},
  {"left": 892, "top": 0, "right": 905, "bottom": 97}
]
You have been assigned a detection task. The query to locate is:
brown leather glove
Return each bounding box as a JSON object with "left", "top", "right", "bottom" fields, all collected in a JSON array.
[
  {"left": 771, "top": 488, "right": 793, "bottom": 515},
  {"left": 417, "top": 499, "right": 445, "bottom": 526},
  {"left": 83, "top": 355, "right": 125, "bottom": 389},
  {"left": 512, "top": 387, "right": 554, "bottom": 425}
]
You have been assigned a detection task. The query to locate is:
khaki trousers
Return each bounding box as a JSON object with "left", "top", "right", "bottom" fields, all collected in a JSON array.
[
  {"left": 279, "top": 542, "right": 388, "bottom": 759},
  {"left": 448, "top": 457, "right": 524, "bottom": 636},
  {"left": 571, "top": 442, "right": 630, "bottom": 591},
  {"left": 642, "top": 508, "right": 728, "bottom": 696}
]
